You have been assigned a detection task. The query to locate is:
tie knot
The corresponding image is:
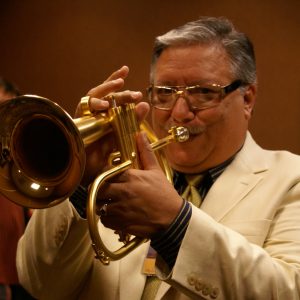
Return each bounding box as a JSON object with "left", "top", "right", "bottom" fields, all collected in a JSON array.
[
  {"left": 182, "top": 174, "right": 205, "bottom": 207},
  {"left": 185, "top": 174, "right": 204, "bottom": 188}
]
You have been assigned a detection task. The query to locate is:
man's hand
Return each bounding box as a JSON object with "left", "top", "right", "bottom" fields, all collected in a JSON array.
[
  {"left": 75, "top": 65, "right": 148, "bottom": 121},
  {"left": 75, "top": 66, "right": 149, "bottom": 187},
  {"left": 97, "top": 131, "right": 183, "bottom": 238}
]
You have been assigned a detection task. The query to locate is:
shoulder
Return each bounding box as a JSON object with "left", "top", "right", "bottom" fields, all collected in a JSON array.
[{"left": 235, "top": 132, "right": 300, "bottom": 177}]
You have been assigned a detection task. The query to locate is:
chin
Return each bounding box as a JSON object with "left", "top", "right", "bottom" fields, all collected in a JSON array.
[{"left": 165, "top": 144, "right": 201, "bottom": 168}]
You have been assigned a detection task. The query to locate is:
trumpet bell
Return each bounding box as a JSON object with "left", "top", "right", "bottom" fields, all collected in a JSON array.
[{"left": 0, "top": 95, "right": 86, "bottom": 208}]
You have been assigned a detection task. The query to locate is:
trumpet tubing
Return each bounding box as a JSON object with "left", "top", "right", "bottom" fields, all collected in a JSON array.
[{"left": 0, "top": 94, "right": 189, "bottom": 264}]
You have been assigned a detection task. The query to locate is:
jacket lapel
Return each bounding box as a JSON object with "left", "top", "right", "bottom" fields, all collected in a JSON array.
[{"left": 201, "top": 132, "right": 269, "bottom": 222}]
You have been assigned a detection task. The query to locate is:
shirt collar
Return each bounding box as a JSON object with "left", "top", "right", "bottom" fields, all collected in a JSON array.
[{"left": 173, "top": 153, "right": 236, "bottom": 196}]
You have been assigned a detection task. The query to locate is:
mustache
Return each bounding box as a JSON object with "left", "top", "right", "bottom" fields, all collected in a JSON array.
[{"left": 162, "top": 122, "right": 205, "bottom": 136}]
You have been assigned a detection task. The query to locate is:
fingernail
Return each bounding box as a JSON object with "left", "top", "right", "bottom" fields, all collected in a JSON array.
[
  {"left": 113, "top": 78, "right": 123, "bottom": 84},
  {"left": 132, "top": 91, "right": 142, "bottom": 99},
  {"left": 100, "top": 100, "right": 110, "bottom": 108}
]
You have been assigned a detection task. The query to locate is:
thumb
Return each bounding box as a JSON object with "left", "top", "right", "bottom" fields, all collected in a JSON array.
[{"left": 136, "top": 131, "right": 160, "bottom": 170}]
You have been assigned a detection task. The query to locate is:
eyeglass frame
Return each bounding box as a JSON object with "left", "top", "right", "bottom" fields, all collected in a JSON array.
[{"left": 146, "top": 80, "right": 244, "bottom": 111}]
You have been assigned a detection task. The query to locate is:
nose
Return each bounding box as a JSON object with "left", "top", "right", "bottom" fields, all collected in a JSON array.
[{"left": 171, "top": 95, "right": 195, "bottom": 123}]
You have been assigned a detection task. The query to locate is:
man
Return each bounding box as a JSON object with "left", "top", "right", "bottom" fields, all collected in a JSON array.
[
  {"left": 16, "top": 17, "right": 300, "bottom": 299},
  {"left": 0, "top": 78, "right": 34, "bottom": 300}
]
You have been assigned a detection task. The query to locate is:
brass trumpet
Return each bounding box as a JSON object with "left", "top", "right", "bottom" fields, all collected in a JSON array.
[{"left": 0, "top": 95, "right": 189, "bottom": 264}]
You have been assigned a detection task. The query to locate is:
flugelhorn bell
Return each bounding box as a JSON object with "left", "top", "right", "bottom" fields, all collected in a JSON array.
[{"left": 0, "top": 94, "right": 111, "bottom": 208}]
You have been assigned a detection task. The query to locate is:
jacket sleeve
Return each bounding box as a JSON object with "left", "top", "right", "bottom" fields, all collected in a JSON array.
[
  {"left": 156, "top": 183, "right": 300, "bottom": 300},
  {"left": 16, "top": 200, "right": 95, "bottom": 300}
]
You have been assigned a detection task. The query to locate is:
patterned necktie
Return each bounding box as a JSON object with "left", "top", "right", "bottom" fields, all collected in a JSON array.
[
  {"left": 141, "top": 274, "right": 161, "bottom": 300},
  {"left": 181, "top": 174, "right": 204, "bottom": 207}
]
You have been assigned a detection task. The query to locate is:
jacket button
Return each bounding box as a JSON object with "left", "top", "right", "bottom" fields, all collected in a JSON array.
[
  {"left": 195, "top": 279, "right": 204, "bottom": 291},
  {"left": 187, "top": 274, "right": 196, "bottom": 286},
  {"left": 202, "top": 284, "right": 212, "bottom": 296},
  {"left": 210, "top": 287, "right": 220, "bottom": 299}
]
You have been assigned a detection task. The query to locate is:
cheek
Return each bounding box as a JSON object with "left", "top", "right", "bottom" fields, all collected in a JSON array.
[
  {"left": 193, "top": 106, "right": 227, "bottom": 136},
  {"left": 151, "top": 110, "right": 170, "bottom": 138},
  {"left": 201, "top": 99, "right": 248, "bottom": 150}
]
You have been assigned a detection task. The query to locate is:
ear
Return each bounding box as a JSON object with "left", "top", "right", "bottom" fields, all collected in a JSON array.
[{"left": 243, "top": 84, "right": 256, "bottom": 120}]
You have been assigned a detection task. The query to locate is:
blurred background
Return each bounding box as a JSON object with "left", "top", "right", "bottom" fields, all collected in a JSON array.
[{"left": 0, "top": 0, "right": 299, "bottom": 153}]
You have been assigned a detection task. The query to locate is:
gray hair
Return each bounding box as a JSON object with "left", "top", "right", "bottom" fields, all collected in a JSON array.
[{"left": 150, "top": 17, "right": 257, "bottom": 85}]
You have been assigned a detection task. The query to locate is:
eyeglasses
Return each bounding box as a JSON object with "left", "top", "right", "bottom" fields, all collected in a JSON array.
[{"left": 147, "top": 80, "right": 243, "bottom": 111}]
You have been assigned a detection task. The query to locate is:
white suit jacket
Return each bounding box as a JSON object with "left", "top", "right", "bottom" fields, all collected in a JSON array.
[{"left": 17, "top": 132, "right": 300, "bottom": 299}]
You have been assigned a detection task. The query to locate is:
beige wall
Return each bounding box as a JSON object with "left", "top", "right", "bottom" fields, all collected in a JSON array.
[{"left": 1, "top": 0, "right": 300, "bottom": 153}]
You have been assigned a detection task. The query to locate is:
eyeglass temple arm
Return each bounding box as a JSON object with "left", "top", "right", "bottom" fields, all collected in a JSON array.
[{"left": 223, "top": 80, "right": 243, "bottom": 95}]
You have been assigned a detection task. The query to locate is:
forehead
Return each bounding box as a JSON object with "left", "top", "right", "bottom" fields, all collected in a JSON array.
[{"left": 153, "top": 44, "right": 233, "bottom": 85}]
